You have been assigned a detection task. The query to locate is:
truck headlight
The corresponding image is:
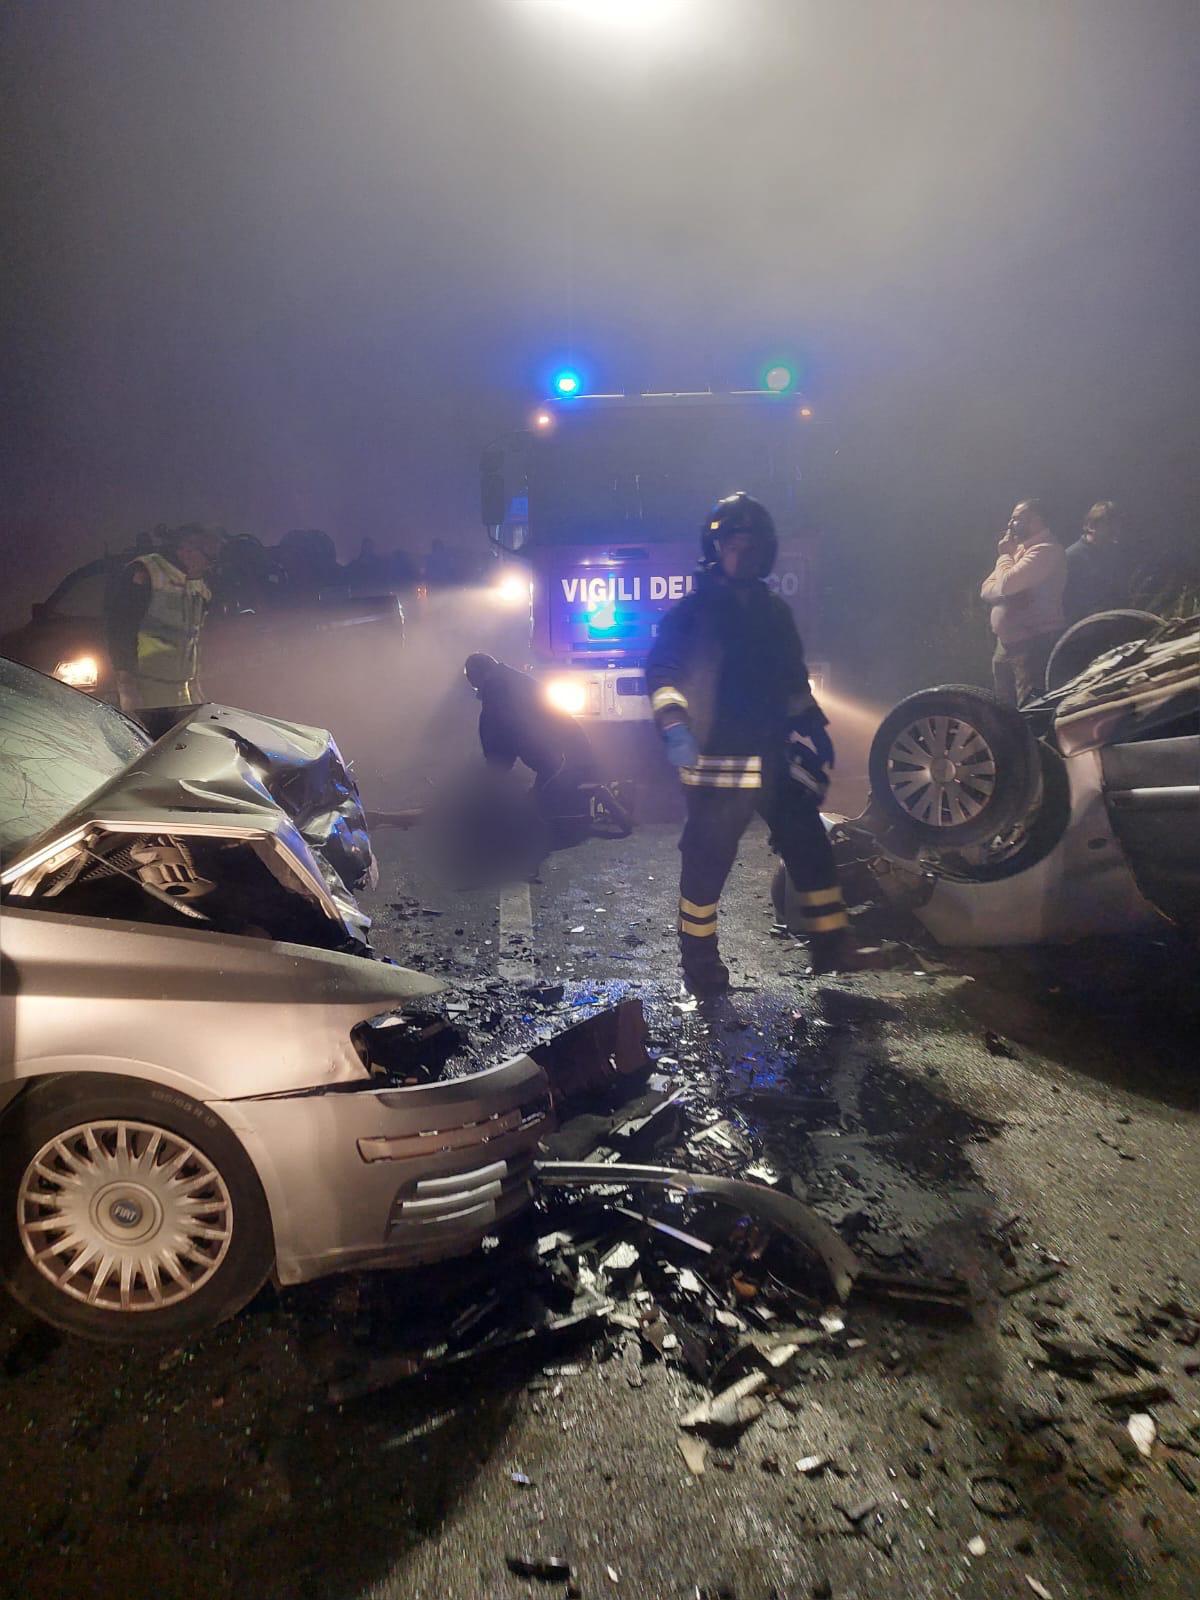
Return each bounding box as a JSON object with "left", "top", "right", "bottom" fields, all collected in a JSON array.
[
  {"left": 53, "top": 655, "right": 99, "bottom": 690},
  {"left": 492, "top": 572, "right": 531, "bottom": 607},
  {"left": 544, "top": 676, "right": 587, "bottom": 716}
]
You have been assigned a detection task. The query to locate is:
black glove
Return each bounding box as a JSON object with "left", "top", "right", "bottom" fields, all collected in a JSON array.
[
  {"left": 786, "top": 730, "right": 832, "bottom": 801},
  {"left": 786, "top": 704, "right": 834, "bottom": 800},
  {"left": 790, "top": 706, "right": 834, "bottom": 771}
]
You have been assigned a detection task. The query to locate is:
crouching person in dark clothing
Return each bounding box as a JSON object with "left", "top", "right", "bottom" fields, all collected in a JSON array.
[
  {"left": 464, "top": 654, "right": 598, "bottom": 845},
  {"left": 646, "top": 494, "right": 873, "bottom": 996}
]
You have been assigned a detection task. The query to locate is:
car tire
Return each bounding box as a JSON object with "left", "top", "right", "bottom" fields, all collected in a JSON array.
[
  {"left": 934, "top": 742, "right": 1073, "bottom": 882},
  {"left": 868, "top": 684, "right": 1041, "bottom": 847},
  {"left": 1044, "top": 610, "right": 1163, "bottom": 693},
  {"left": 0, "top": 1074, "right": 275, "bottom": 1344}
]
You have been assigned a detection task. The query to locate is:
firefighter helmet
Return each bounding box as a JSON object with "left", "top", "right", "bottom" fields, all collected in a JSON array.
[{"left": 701, "top": 492, "right": 778, "bottom": 579}]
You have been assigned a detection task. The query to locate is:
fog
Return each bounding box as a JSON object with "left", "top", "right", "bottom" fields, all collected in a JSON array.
[{"left": 2, "top": 0, "right": 1197, "bottom": 689}]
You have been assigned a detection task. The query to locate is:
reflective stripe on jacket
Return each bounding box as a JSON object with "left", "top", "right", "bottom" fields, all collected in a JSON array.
[{"left": 131, "top": 553, "right": 210, "bottom": 697}]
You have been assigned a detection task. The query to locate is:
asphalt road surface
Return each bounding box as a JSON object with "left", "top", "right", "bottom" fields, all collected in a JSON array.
[{"left": 3, "top": 801, "right": 1199, "bottom": 1600}]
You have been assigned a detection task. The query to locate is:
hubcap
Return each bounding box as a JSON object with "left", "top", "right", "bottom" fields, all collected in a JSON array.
[
  {"left": 17, "top": 1120, "right": 233, "bottom": 1313},
  {"left": 886, "top": 715, "right": 997, "bottom": 827}
]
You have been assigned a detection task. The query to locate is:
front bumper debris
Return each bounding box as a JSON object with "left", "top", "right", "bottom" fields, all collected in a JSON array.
[{"left": 533, "top": 1159, "right": 861, "bottom": 1303}]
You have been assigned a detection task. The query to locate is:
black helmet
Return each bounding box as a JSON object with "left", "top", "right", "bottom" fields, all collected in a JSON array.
[
  {"left": 464, "top": 652, "right": 500, "bottom": 690},
  {"left": 701, "top": 492, "right": 778, "bottom": 579}
]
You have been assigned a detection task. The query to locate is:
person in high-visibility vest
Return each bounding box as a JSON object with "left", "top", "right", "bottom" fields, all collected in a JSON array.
[
  {"left": 109, "top": 525, "right": 222, "bottom": 738},
  {"left": 646, "top": 493, "right": 873, "bottom": 995}
]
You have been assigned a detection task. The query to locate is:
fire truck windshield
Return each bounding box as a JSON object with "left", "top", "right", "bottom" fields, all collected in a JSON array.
[{"left": 527, "top": 402, "right": 807, "bottom": 547}]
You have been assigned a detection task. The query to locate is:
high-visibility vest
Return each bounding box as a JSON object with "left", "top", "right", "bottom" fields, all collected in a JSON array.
[{"left": 132, "top": 553, "right": 211, "bottom": 699}]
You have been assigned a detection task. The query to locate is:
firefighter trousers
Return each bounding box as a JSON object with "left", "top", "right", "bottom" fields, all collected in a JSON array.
[{"left": 677, "top": 771, "right": 848, "bottom": 979}]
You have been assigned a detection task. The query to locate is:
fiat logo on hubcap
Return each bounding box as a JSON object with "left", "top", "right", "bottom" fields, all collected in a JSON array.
[{"left": 109, "top": 1197, "right": 143, "bottom": 1228}]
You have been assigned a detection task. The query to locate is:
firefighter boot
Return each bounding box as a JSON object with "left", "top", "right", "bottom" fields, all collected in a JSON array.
[
  {"left": 680, "top": 932, "right": 731, "bottom": 996},
  {"left": 770, "top": 861, "right": 790, "bottom": 932}
]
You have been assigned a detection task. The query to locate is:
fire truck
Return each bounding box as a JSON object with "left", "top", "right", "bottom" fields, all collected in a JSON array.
[{"left": 479, "top": 385, "right": 833, "bottom": 738}]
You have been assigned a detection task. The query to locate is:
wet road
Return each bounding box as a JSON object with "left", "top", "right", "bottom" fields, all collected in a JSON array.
[{"left": 3, "top": 808, "right": 1199, "bottom": 1600}]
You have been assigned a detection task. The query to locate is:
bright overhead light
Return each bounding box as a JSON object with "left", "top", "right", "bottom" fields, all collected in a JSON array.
[
  {"left": 799, "top": 405, "right": 814, "bottom": 420},
  {"left": 553, "top": 369, "right": 581, "bottom": 397},
  {"left": 763, "top": 363, "right": 796, "bottom": 394},
  {"left": 535, "top": 410, "right": 553, "bottom": 428}
]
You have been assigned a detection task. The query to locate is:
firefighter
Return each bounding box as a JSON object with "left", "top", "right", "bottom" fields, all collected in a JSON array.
[
  {"left": 463, "top": 654, "right": 599, "bottom": 842},
  {"left": 109, "top": 524, "right": 222, "bottom": 738},
  {"left": 646, "top": 492, "right": 864, "bottom": 994}
]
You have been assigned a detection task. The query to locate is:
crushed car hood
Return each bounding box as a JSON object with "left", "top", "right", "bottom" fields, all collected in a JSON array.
[{"left": 1, "top": 704, "right": 377, "bottom": 949}]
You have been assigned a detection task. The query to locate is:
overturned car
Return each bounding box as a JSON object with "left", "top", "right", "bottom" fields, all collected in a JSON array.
[
  {"left": 0, "top": 658, "right": 554, "bottom": 1342},
  {"left": 847, "top": 613, "right": 1199, "bottom": 945}
]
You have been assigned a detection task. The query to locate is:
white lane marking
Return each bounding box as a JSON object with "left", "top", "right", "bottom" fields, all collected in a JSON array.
[{"left": 498, "top": 881, "right": 535, "bottom": 981}]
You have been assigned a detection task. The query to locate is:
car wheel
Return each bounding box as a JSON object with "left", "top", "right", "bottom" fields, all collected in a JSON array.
[
  {"left": 1044, "top": 610, "right": 1163, "bottom": 693},
  {"left": 868, "top": 684, "right": 1041, "bottom": 847},
  {"left": 0, "top": 1074, "right": 275, "bottom": 1344},
  {"left": 931, "top": 743, "right": 1073, "bottom": 882}
]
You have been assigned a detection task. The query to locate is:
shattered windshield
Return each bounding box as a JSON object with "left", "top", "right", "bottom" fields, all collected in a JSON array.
[{"left": 0, "top": 658, "right": 149, "bottom": 863}]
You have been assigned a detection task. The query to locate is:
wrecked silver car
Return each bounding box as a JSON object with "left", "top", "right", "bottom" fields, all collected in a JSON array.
[
  {"left": 850, "top": 614, "right": 1200, "bottom": 945},
  {"left": 0, "top": 658, "right": 551, "bottom": 1341}
]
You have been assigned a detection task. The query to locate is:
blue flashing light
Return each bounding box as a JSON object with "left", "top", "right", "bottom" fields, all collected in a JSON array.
[
  {"left": 554, "top": 368, "right": 582, "bottom": 397},
  {"left": 588, "top": 603, "right": 618, "bottom": 632},
  {"left": 763, "top": 362, "right": 796, "bottom": 394}
]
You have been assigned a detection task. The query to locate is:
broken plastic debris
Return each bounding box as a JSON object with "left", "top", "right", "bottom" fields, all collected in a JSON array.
[
  {"left": 677, "top": 1435, "right": 708, "bottom": 1476},
  {"left": 835, "top": 1496, "right": 878, "bottom": 1525},
  {"left": 1127, "top": 1413, "right": 1156, "bottom": 1458},
  {"left": 506, "top": 1554, "right": 572, "bottom": 1582},
  {"left": 795, "top": 1454, "right": 829, "bottom": 1476},
  {"left": 534, "top": 1161, "right": 861, "bottom": 1303},
  {"left": 611, "top": 1206, "right": 714, "bottom": 1255},
  {"left": 967, "top": 1536, "right": 987, "bottom": 1557},
  {"left": 1025, "top": 1579, "right": 1053, "bottom": 1600},
  {"left": 765, "top": 1341, "right": 804, "bottom": 1368},
  {"left": 680, "top": 1370, "right": 769, "bottom": 1434},
  {"left": 601, "top": 1241, "right": 640, "bottom": 1274}
]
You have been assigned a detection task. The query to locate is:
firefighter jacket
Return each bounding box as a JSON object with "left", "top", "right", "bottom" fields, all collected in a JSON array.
[
  {"left": 117, "top": 553, "right": 211, "bottom": 707},
  {"left": 478, "top": 661, "right": 595, "bottom": 783},
  {"left": 645, "top": 568, "right": 818, "bottom": 789}
]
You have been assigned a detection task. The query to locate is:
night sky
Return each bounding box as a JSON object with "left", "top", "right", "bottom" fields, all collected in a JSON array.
[{"left": 2, "top": 0, "right": 1197, "bottom": 684}]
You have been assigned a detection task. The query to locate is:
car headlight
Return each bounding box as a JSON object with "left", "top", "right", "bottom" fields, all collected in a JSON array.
[
  {"left": 492, "top": 572, "right": 532, "bottom": 607},
  {"left": 544, "top": 676, "right": 587, "bottom": 716},
  {"left": 53, "top": 656, "right": 99, "bottom": 690}
]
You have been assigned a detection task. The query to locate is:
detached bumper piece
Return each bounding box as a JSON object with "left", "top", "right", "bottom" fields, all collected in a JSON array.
[{"left": 534, "top": 1160, "right": 861, "bottom": 1304}]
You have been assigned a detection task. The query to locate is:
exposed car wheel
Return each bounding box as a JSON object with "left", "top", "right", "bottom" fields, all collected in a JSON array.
[
  {"left": 868, "top": 685, "right": 1041, "bottom": 847},
  {"left": 931, "top": 742, "right": 1073, "bottom": 882},
  {"left": 1044, "top": 610, "right": 1163, "bottom": 693},
  {"left": 0, "top": 1075, "right": 275, "bottom": 1344}
]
